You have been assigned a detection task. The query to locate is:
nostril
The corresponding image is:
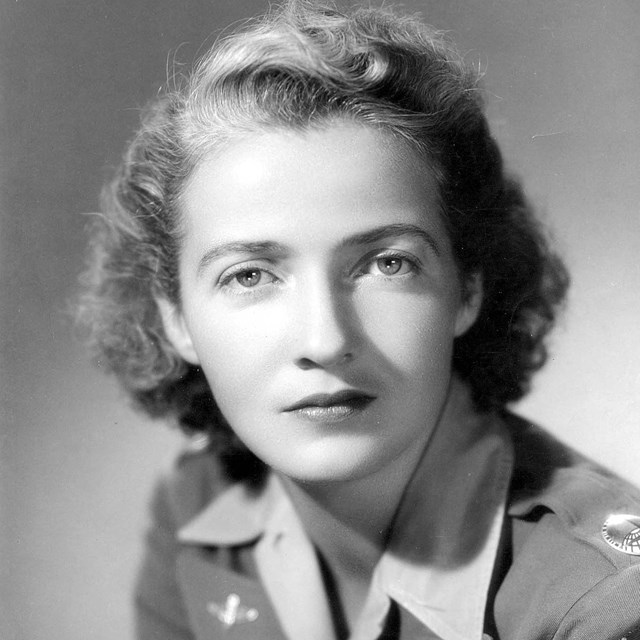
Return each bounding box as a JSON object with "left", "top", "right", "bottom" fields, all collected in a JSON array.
[
  {"left": 295, "top": 351, "right": 354, "bottom": 370},
  {"left": 296, "top": 357, "right": 317, "bottom": 371}
]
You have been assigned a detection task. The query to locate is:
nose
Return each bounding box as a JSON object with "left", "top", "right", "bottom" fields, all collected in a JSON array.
[{"left": 292, "top": 276, "right": 358, "bottom": 371}]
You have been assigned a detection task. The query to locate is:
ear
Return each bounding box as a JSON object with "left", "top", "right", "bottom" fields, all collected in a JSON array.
[
  {"left": 454, "top": 272, "right": 483, "bottom": 337},
  {"left": 156, "top": 297, "right": 200, "bottom": 365}
]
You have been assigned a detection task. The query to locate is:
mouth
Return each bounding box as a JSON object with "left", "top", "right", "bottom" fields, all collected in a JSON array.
[{"left": 283, "top": 390, "right": 375, "bottom": 423}]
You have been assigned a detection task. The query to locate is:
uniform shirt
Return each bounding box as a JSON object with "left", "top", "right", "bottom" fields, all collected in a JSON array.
[{"left": 136, "top": 383, "right": 640, "bottom": 640}]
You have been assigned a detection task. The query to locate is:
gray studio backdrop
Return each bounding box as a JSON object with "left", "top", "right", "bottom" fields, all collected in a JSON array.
[{"left": 1, "top": 1, "right": 639, "bottom": 639}]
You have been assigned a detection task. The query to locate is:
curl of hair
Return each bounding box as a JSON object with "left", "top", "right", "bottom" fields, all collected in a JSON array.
[{"left": 77, "top": 0, "right": 568, "bottom": 484}]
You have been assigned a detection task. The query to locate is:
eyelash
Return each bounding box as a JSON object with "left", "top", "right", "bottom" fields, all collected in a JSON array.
[
  {"left": 217, "top": 251, "right": 421, "bottom": 295},
  {"left": 218, "top": 263, "right": 280, "bottom": 296},
  {"left": 355, "top": 251, "right": 420, "bottom": 279}
]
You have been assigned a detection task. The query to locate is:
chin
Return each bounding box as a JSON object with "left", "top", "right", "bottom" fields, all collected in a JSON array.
[{"left": 268, "top": 443, "right": 391, "bottom": 485}]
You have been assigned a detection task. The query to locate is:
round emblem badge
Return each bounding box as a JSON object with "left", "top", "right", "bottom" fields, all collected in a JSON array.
[{"left": 602, "top": 514, "right": 640, "bottom": 555}]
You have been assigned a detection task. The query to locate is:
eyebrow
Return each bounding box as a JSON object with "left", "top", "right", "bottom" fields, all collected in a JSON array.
[
  {"left": 197, "top": 241, "right": 287, "bottom": 277},
  {"left": 196, "top": 223, "right": 441, "bottom": 277},
  {"left": 339, "top": 223, "right": 441, "bottom": 256}
]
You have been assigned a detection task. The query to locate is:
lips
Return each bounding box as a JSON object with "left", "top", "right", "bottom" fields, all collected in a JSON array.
[{"left": 284, "top": 390, "right": 375, "bottom": 423}]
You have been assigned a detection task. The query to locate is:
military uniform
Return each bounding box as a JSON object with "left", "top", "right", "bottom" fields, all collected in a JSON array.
[{"left": 136, "top": 385, "right": 640, "bottom": 640}]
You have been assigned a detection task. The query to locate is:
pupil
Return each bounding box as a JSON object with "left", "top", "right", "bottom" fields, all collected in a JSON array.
[
  {"left": 237, "top": 270, "right": 261, "bottom": 287},
  {"left": 378, "top": 257, "right": 401, "bottom": 275}
]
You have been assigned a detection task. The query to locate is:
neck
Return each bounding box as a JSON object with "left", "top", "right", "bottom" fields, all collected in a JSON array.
[
  {"left": 277, "top": 439, "right": 430, "bottom": 634},
  {"left": 278, "top": 433, "right": 430, "bottom": 577}
]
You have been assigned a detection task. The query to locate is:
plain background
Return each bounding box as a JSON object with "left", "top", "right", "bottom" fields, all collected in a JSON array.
[{"left": 1, "top": 1, "right": 639, "bottom": 638}]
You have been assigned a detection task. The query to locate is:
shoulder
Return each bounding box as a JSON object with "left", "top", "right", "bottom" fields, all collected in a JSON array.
[
  {"left": 506, "top": 414, "right": 640, "bottom": 570},
  {"left": 496, "top": 414, "right": 640, "bottom": 640}
]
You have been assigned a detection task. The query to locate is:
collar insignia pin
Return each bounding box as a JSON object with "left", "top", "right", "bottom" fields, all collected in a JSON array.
[
  {"left": 208, "top": 593, "right": 258, "bottom": 628},
  {"left": 207, "top": 593, "right": 259, "bottom": 628},
  {"left": 602, "top": 514, "right": 640, "bottom": 555}
]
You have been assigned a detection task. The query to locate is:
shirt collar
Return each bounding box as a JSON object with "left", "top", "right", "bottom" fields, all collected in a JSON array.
[
  {"left": 177, "top": 379, "right": 514, "bottom": 640},
  {"left": 178, "top": 471, "right": 284, "bottom": 545}
]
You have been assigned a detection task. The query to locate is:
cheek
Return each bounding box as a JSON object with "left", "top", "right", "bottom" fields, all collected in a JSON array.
[
  {"left": 357, "top": 293, "right": 460, "bottom": 374},
  {"left": 186, "top": 306, "right": 285, "bottom": 396}
]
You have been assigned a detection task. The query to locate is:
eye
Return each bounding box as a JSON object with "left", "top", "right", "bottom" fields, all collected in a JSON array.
[
  {"left": 235, "top": 268, "right": 265, "bottom": 288},
  {"left": 219, "top": 265, "right": 279, "bottom": 293},
  {"left": 375, "top": 256, "right": 410, "bottom": 276},
  {"left": 360, "top": 253, "right": 417, "bottom": 278}
]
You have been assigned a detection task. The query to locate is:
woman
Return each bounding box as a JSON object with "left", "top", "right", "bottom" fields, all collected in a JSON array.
[{"left": 78, "top": 1, "right": 640, "bottom": 638}]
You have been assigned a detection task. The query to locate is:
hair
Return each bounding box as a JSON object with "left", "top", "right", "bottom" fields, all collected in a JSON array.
[{"left": 77, "top": 0, "right": 568, "bottom": 484}]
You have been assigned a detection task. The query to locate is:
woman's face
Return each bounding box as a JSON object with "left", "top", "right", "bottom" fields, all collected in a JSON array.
[{"left": 161, "top": 123, "right": 481, "bottom": 484}]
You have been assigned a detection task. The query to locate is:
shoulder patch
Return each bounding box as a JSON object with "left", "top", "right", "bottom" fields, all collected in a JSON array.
[{"left": 602, "top": 514, "right": 640, "bottom": 556}]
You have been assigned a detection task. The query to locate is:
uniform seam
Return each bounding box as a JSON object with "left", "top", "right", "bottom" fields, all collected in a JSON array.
[
  {"left": 551, "top": 568, "right": 639, "bottom": 639},
  {"left": 551, "top": 576, "right": 607, "bottom": 639}
]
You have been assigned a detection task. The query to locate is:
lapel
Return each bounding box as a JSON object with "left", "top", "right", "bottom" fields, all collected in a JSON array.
[
  {"left": 174, "top": 475, "right": 336, "bottom": 640},
  {"left": 177, "top": 547, "right": 288, "bottom": 640}
]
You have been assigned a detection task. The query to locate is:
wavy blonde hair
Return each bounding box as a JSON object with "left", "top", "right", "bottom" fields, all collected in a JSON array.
[{"left": 77, "top": 0, "right": 568, "bottom": 483}]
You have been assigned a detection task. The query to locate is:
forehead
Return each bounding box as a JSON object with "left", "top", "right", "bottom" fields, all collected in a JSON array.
[{"left": 178, "top": 122, "right": 445, "bottom": 252}]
